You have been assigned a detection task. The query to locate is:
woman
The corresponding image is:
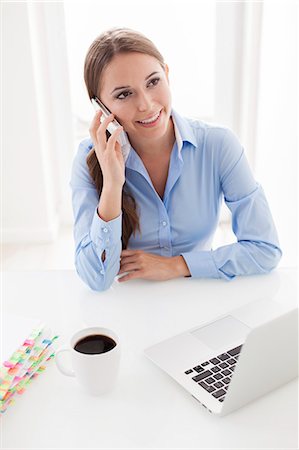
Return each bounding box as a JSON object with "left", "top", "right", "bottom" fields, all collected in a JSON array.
[{"left": 70, "top": 27, "right": 282, "bottom": 291}]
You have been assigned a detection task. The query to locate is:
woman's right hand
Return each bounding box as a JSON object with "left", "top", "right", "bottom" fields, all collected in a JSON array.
[{"left": 89, "top": 110, "right": 126, "bottom": 189}]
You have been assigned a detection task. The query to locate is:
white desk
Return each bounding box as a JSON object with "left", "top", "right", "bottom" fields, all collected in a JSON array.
[{"left": 2, "top": 268, "right": 298, "bottom": 449}]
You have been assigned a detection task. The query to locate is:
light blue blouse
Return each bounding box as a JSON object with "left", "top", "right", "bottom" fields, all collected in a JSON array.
[{"left": 70, "top": 109, "right": 282, "bottom": 291}]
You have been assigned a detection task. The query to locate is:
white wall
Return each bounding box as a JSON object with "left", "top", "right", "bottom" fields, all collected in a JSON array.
[
  {"left": 2, "top": 2, "right": 75, "bottom": 243},
  {"left": 214, "top": 2, "right": 298, "bottom": 267},
  {"left": 254, "top": 1, "right": 298, "bottom": 268}
]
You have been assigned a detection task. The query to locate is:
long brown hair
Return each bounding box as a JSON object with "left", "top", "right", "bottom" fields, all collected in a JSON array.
[{"left": 84, "top": 28, "right": 166, "bottom": 248}]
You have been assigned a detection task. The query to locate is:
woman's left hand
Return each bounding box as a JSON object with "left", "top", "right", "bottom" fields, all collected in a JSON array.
[{"left": 118, "top": 250, "right": 190, "bottom": 282}]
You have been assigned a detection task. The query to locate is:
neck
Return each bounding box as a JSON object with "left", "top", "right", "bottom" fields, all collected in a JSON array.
[{"left": 129, "top": 117, "right": 175, "bottom": 160}]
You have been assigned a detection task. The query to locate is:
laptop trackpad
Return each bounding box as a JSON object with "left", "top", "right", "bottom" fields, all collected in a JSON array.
[{"left": 191, "top": 315, "right": 251, "bottom": 350}]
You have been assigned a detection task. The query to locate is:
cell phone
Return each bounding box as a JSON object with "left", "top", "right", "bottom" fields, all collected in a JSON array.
[{"left": 91, "top": 96, "right": 130, "bottom": 161}]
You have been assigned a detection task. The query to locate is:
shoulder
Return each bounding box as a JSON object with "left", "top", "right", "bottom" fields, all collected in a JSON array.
[
  {"left": 75, "top": 137, "right": 94, "bottom": 159},
  {"left": 174, "top": 110, "right": 241, "bottom": 152},
  {"left": 179, "top": 114, "right": 244, "bottom": 179},
  {"left": 72, "top": 137, "right": 94, "bottom": 167},
  {"left": 70, "top": 137, "right": 95, "bottom": 188},
  {"left": 188, "top": 116, "right": 243, "bottom": 157},
  {"left": 188, "top": 116, "right": 240, "bottom": 149}
]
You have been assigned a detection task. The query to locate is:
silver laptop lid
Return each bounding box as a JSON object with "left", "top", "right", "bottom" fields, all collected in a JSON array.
[{"left": 221, "top": 308, "right": 298, "bottom": 415}]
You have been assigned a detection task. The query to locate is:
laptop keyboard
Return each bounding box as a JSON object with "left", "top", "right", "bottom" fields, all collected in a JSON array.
[{"left": 184, "top": 344, "right": 242, "bottom": 403}]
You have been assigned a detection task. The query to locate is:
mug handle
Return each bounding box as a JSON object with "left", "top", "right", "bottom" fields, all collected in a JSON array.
[{"left": 55, "top": 346, "right": 75, "bottom": 377}]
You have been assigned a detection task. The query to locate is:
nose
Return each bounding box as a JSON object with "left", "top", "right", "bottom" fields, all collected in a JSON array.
[{"left": 136, "top": 90, "right": 153, "bottom": 112}]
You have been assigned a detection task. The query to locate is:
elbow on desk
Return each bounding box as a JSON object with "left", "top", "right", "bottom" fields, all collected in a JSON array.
[
  {"left": 88, "top": 280, "right": 112, "bottom": 292},
  {"left": 76, "top": 268, "right": 113, "bottom": 292},
  {"left": 257, "top": 242, "right": 282, "bottom": 272},
  {"left": 268, "top": 245, "right": 283, "bottom": 271},
  {"left": 75, "top": 260, "right": 114, "bottom": 292},
  {"left": 242, "top": 240, "right": 283, "bottom": 273}
]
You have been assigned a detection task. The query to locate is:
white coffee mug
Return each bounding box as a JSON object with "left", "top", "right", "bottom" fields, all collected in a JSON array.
[{"left": 55, "top": 327, "right": 121, "bottom": 395}]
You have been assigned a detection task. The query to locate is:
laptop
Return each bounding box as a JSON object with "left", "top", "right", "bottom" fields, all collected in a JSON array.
[{"left": 144, "top": 307, "right": 298, "bottom": 416}]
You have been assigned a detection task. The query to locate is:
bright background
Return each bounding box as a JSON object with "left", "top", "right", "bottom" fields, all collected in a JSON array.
[{"left": 1, "top": 0, "right": 298, "bottom": 270}]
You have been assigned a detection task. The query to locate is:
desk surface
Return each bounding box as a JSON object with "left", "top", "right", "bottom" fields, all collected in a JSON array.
[{"left": 2, "top": 268, "right": 298, "bottom": 449}]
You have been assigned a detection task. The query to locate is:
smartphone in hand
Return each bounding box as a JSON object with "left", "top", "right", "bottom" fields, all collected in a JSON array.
[{"left": 91, "top": 96, "right": 130, "bottom": 161}]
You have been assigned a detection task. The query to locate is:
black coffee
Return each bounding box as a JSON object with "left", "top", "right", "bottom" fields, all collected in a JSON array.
[{"left": 74, "top": 334, "right": 116, "bottom": 355}]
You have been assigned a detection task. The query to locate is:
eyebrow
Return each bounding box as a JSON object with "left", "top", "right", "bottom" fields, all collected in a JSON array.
[{"left": 110, "top": 71, "right": 160, "bottom": 95}]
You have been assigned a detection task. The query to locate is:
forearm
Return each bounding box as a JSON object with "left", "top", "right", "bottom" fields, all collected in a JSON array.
[
  {"left": 182, "top": 240, "right": 282, "bottom": 281},
  {"left": 75, "top": 239, "right": 121, "bottom": 291},
  {"left": 74, "top": 207, "right": 123, "bottom": 291},
  {"left": 98, "top": 186, "right": 122, "bottom": 222}
]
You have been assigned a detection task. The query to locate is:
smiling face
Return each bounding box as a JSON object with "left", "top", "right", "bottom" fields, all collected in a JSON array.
[{"left": 99, "top": 52, "right": 173, "bottom": 148}]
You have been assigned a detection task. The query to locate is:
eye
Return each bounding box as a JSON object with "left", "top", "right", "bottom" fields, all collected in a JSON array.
[
  {"left": 148, "top": 77, "right": 160, "bottom": 87},
  {"left": 116, "top": 90, "right": 132, "bottom": 100}
]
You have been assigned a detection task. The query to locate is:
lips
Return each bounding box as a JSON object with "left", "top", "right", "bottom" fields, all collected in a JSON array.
[
  {"left": 137, "top": 109, "right": 162, "bottom": 128},
  {"left": 136, "top": 109, "right": 162, "bottom": 124}
]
